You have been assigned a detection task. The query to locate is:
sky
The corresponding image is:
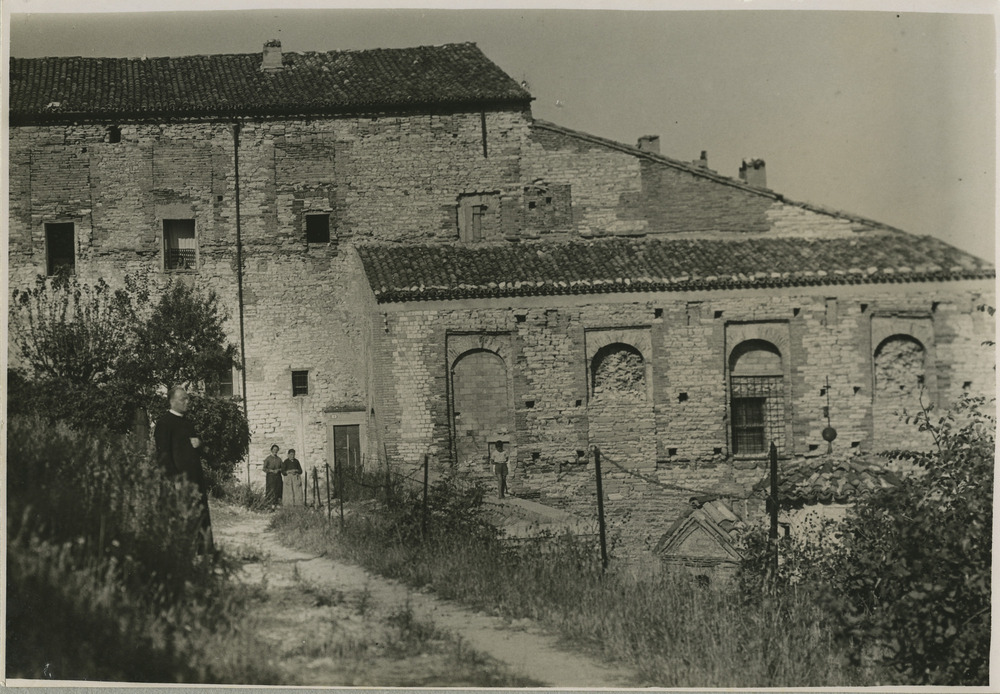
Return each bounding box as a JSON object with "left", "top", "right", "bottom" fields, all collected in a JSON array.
[{"left": 5, "top": 3, "right": 997, "bottom": 261}]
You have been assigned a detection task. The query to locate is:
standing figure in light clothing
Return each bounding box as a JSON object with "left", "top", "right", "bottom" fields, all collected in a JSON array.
[
  {"left": 490, "top": 439, "right": 509, "bottom": 499},
  {"left": 281, "top": 449, "right": 304, "bottom": 506}
]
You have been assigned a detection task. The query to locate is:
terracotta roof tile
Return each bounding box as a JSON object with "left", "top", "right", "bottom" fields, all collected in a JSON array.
[
  {"left": 357, "top": 234, "right": 993, "bottom": 303},
  {"left": 10, "top": 43, "right": 531, "bottom": 123},
  {"left": 752, "top": 454, "right": 906, "bottom": 507}
]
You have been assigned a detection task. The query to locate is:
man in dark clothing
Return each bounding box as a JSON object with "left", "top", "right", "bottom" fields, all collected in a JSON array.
[{"left": 154, "top": 385, "right": 214, "bottom": 554}]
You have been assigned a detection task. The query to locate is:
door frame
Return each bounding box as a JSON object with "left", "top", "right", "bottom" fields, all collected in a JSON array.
[{"left": 325, "top": 409, "right": 367, "bottom": 473}]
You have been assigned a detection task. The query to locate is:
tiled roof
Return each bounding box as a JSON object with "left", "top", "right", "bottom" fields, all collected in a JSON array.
[
  {"left": 752, "top": 454, "right": 905, "bottom": 507},
  {"left": 9, "top": 43, "right": 531, "bottom": 123},
  {"left": 357, "top": 234, "right": 994, "bottom": 303}
]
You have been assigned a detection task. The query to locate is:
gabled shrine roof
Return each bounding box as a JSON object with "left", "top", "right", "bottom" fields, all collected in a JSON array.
[
  {"left": 357, "top": 233, "right": 994, "bottom": 303},
  {"left": 9, "top": 42, "right": 532, "bottom": 124}
]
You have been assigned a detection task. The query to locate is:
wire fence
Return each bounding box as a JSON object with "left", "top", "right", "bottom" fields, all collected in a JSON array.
[
  {"left": 282, "top": 453, "right": 438, "bottom": 531},
  {"left": 266, "top": 443, "right": 765, "bottom": 569}
]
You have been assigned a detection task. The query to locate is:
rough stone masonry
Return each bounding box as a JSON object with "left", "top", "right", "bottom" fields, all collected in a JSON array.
[{"left": 8, "top": 42, "right": 995, "bottom": 563}]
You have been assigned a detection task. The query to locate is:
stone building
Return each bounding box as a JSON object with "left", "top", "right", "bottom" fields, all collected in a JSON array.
[{"left": 8, "top": 41, "right": 994, "bottom": 558}]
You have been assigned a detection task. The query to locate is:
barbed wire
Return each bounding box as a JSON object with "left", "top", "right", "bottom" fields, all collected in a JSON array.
[{"left": 594, "top": 448, "right": 728, "bottom": 500}]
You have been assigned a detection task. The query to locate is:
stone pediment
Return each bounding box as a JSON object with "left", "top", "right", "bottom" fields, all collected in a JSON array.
[{"left": 655, "top": 503, "right": 743, "bottom": 565}]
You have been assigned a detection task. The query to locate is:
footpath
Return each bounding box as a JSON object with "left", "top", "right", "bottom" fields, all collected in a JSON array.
[{"left": 213, "top": 502, "right": 636, "bottom": 688}]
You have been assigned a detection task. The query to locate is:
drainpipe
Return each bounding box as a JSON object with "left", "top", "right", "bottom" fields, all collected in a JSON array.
[{"left": 233, "top": 123, "right": 250, "bottom": 483}]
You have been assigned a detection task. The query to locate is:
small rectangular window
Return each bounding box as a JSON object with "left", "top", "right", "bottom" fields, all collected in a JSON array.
[
  {"left": 45, "top": 222, "right": 75, "bottom": 276},
  {"left": 108, "top": 126, "right": 122, "bottom": 143},
  {"left": 306, "top": 214, "right": 331, "bottom": 244},
  {"left": 292, "top": 370, "right": 309, "bottom": 396},
  {"left": 207, "top": 368, "right": 234, "bottom": 398},
  {"left": 163, "top": 219, "right": 196, "bottom": 271}
]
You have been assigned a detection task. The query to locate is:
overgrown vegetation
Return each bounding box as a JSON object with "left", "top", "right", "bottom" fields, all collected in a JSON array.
[
  {"left": 6, "top": 272, "right": 265, "bottom": 682},
  {"left": 738, "top": 394, "right": 993, "bottom": 685},
  {"left": 6, "top": 417, "right": 279, "bottom": 683},
  {"left": 270, "top": 478, "right": 886, "bottom": 687},
  {"left": 268, "top": 395, "right": 991, "bottom": 687},
  {"left": 9, "top": 272, "right": 249, "bottom": 493}
]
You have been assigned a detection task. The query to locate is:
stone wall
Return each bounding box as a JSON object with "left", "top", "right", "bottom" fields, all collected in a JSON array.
[
  {"left": 7, "top": 108, "right": 533, "bottom": 480},
  {"left": 374, "top": 279, "right": 994, "bottom": 557},
  {"left": 524, "top": 122, "right": 885, "bottom": 239}
]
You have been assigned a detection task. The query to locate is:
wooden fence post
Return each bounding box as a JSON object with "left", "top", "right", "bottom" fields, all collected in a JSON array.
[{"left": 594, "top": 447, "right": 608, "bottom": 570}]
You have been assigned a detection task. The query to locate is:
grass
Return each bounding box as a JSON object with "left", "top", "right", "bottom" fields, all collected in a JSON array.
[
  {"left": 237, "top": 531, "right": 539, "bottom": 688},
  {"left": 220, "top": 479, "right": 271, "bottom": 512},
  {"left": 269, "top": 484, "right": 893, "bottom": 688},
  {"left": 5, "top": 416, "right": 284, "bottom": 684}
]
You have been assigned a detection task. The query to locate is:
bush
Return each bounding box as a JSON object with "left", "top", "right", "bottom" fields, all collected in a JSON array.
[
  {"left": 136, "top": 281, "right": 237, "bottom": 391},
  {"left": 737, "top": 394, "right": 993, "bottom": 685},
  {"left": 6, "top": 533, "right": 280, "bottom": 683},
  {"left": 6, "top": 416, "right": 226, "bottom": 601},
  {"left": 220, "top": 478, "right": 270, "bottom": 512},
  {"left": 835, "top": 395, "right": 992, "bottom": 684},
  {"left": 9, "top": 273, "right": 248, "bottom": 460},
  {"left": 4, "top": 415, "right": 281, "bottom": 683}
]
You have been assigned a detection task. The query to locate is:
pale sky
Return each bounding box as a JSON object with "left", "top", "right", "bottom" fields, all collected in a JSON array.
[{"left": 5, "top": 3, "right": 997, "bottom": 261}]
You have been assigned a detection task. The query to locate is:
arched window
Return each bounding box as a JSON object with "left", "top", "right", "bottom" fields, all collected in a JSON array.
[
  {"left": 591, "top": 343, "right": 646, "bottom": 400},
  {"left": 729, "top": 340, "right": 784, "bottom": 455}
]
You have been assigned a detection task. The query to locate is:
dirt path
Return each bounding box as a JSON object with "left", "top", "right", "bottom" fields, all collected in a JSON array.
[{"left": 213, "top": 503, "right": 636, "bottom": 688}]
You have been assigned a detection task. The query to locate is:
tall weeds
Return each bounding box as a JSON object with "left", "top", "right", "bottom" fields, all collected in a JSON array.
[
  {"left": 271, "top": 476, "right": 887, "bottom": 687},
  {"left": 6, "top": 415, "right": 280, "bottom": 683}
]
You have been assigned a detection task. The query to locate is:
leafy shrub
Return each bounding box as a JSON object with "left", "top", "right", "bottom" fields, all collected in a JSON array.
[
  {"left": 5, "top": 415, "right": 278, "bottom": 683},
  {"left": 835, "top": 395, "right": 992, "bottom": 684},
  {"left": 6, "top": 533, "right": 280, "bottom": 683},
  {"left": 136, "top": 281, "right": 237, "bottom": 389},
  {"left": 6, "top": 416, "right": 226, "bottom": 600},
  {"left": 737, "top": 394, "right": 993, "bottom": 685},
  {"left": 8, "top": 273, "right": 250, "bottom": 490}
]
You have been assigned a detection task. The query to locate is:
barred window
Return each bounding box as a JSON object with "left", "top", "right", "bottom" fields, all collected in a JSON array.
[
  {"left": 163, "top": 219, "right": 196, "bottom": 271},
  {"left": 729, "top": 340, "right": 784, "bottom": 455},
  {"left": 730, "top": 378, "right": 784, "bottom": 455}
]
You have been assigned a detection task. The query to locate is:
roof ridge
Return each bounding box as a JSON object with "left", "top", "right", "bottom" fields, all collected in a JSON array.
[
  {"left": 10, "top": 41, "right": 484, "bottom": 63},
  {"left": 10, "top": 42, "right": 531, "bottom": 122}
]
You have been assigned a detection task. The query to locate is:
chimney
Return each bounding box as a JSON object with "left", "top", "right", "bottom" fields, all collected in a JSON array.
[
  {"left": 739, "top": 158, "right": 767, "bottom": 188},
  {"left": 693, "top": 150, "right": 709, "bottom": 169},
  {"left": 637, "top": 135, "right": 660, "bottom": 155},
  {"left": 262, "top": 39, "right": 283, "bottom": 71}
]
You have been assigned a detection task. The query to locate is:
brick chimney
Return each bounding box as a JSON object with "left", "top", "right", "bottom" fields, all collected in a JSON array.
[
  {"left": 262, "top": 39, "right": 283, "bottom": 71},
  {"left": 739, "top": 158, "right": 767, "bottom": 188},
  {"left": 637, "top": 135, "right": 660, "bottom": 154},
  {"left": 693, "top": 150, "right": 709, "bottom": 169}
]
